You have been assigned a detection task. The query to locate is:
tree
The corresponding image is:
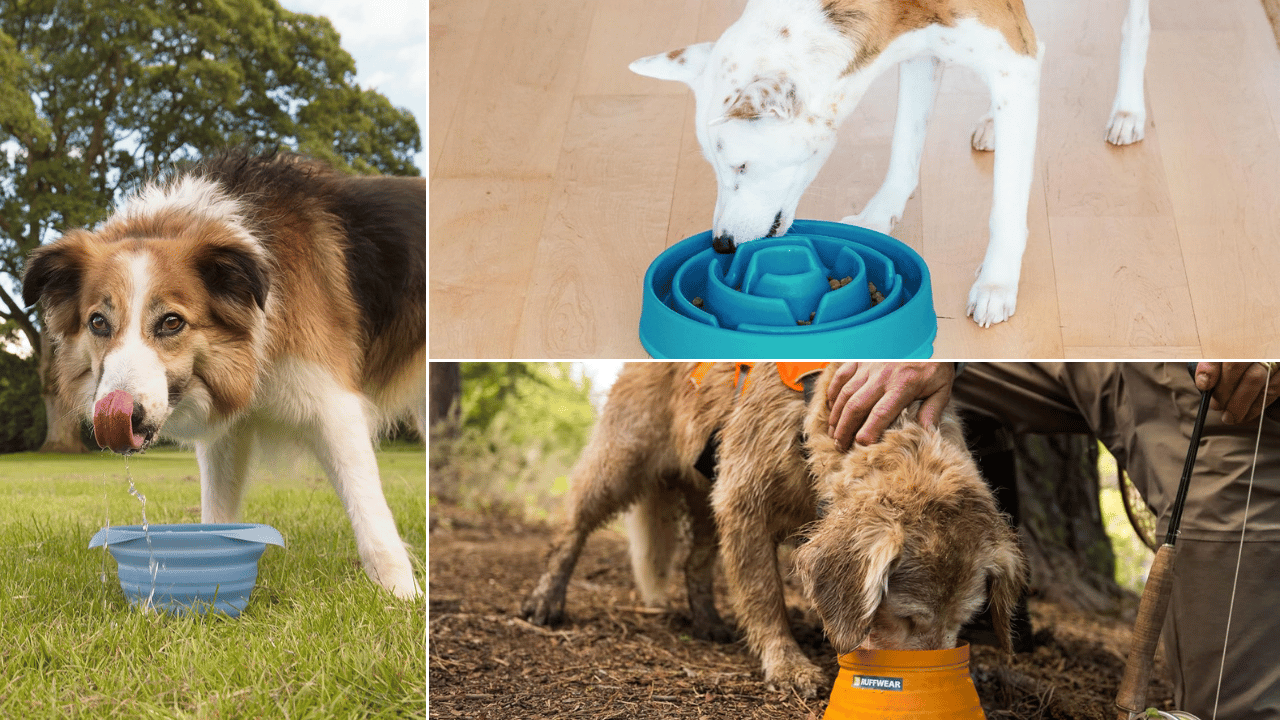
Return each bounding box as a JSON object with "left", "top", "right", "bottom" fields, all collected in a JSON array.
[
  {"left": 430, "top": 363, "right": 597, "bottom": 517},
  {"left": 964, "top": 412, "right": 1124, "bottom": 613},
  {"left": 0, "top": 0, "right": 422, "bottom": 452},
  {"left": 429, "top": 362, "right": 462, "bottom": 440}
]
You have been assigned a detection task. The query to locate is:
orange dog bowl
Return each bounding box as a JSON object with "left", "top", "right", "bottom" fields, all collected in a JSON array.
[{"left": 822, "top": 643, "right": 985, "bottom": 719}]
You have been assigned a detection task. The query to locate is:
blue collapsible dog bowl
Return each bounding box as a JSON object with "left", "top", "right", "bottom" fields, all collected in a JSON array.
[
  {"left": 89, "top": 523, "right": 285, "bottom": 617},
  {"left": 640, "top": 220, "right": 936, "bottom": 358}
]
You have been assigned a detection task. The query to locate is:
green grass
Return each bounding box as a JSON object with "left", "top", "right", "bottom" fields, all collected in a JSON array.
[{"left": 0, "top": 447, "right": 426, "bottom": 719}]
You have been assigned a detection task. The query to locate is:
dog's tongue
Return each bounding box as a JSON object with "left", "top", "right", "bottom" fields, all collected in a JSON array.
[{"left": 93, "top": 390, "right": 145, "bottom": 453}]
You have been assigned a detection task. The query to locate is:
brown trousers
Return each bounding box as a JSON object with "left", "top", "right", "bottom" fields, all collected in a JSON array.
[{"left": 952, "top": 362, "right": 1280, "bottom": 720}]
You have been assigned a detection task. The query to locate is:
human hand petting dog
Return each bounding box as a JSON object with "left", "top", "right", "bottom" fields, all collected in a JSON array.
[
  {"left": 1194, "top": 361, "right": 1280, "bottom": 425},
  {"left": 826, "top": 362, "right": 955, "bottom": 451}
]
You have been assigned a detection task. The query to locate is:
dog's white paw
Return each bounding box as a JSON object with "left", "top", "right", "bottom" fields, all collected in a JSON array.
[
  {"left": 967, "top": 280, "right": 1018, "bottom": 327},
  {"left": 840, "top": 211, "right": 897, "bottom": 235},
  {"left": 971, "top": 114, "right": 995, "bottom": 152},
  {"left": 1106, "top": 110, "right": 1145, "bottom": 145}
]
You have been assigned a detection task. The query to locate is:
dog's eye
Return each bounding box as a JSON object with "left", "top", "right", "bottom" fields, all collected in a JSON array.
[
  {"left": 157, "top": 313, "right": 185, "bottom": 336},
  {"left": 733, "top": 163, "right": 748, "bottom": 175},
  {"left": 88, "top": 313, "right": 111, "bottom": 337}
]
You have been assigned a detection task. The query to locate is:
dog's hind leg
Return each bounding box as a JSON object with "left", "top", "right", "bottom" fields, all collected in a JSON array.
[
  {"left": 679, "top": 483, "right": 733, "bottom": 643},
  {"left": 522, "top": 430, "right": 662, "bottom": 627},
  {"left": 1106, "top": 0, "right": 1150, "bottom": 145},
  {"left": 625, "top": 484, "right": 682, "bottom": 607},
  {"left": 843, "top": 56, "right": 942, "bottom": 234},
  {"left": 967, "top": 43, "right": 1043, "bottom": 327},
  {"left": 309, "top": 388, "right": 422, "bottom": 599}
]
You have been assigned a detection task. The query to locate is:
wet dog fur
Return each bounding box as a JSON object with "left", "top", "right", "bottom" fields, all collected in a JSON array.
[{"left": 522, "top": 362, "right": 1026, "bottom": 697}]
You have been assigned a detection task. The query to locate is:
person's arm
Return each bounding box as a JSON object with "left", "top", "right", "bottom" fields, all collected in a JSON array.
[
  {"left": 1193, "top": 361, "right": 1280, "bottom": 424},
  {"left": 826, "top": 362, "right": 956, "bottom": 451}
]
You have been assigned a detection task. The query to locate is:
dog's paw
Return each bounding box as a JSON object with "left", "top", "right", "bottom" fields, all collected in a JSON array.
[
  {"left": 520, "top": 591, "right": 566, "bottom": 627},
  {"left": 1106, "top": 110, "right": 1145, "bottom": 145},
  {"left": 967, "top": 280, "right": 1018, "bottom": 327},
  {"left": 840, "top": 212, "right": 896, "bottom": 235},
  {"left": 971, "top": 114, "right": 995, "bottom": 152},
  {"left": 764, "top": 656, "right": 826, "bottom": 699},
  {"left": 692, "top": 619, "right": 737, "bottom": 644}
]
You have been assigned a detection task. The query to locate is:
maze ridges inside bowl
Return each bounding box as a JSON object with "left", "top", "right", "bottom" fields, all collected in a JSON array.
[{"left": 641, "top": 220, "right": 936, "bottom": 358}]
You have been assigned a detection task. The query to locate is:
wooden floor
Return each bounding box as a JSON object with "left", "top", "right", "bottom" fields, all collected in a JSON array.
[{"left": 430, "top": 0, "right": 1280, "bottom": 359}]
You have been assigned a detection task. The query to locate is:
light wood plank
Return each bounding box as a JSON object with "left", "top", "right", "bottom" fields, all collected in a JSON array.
[
  {"left": 429, "top": 178, "right": 553, "bottom": 358},
  {"left": 434, "top": 0, "right": 596, "bottom": 179},
  {"left": 1146, "top": 26, "right": 1280, "bottom": 355},
  {"left": 1064, "top": 346, "right": 1205, "bottom": 359},
  {"left": 576, "top": 0, "right": 705, "bottom": 97},
  {"left": 1038, "top": 41, "right": 1173, "bottom": 217},
  {"left": 1050, "top": 216, "right": 1198, "bottom": 348},
  {"left": 428, "top": 0, "right": 490, "bottom": 175},
  {"left": 514, "top": 96, "right": 688, "bottom": 357}
]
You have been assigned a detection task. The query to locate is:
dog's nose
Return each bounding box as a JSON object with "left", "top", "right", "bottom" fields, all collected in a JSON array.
[{"left": 712, "top": 234, "right": 737, "bottom": 254}]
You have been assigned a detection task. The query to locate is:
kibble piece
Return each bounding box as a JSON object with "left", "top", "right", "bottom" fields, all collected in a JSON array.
[
  {"left": 692, "top": 296, "right": 704, "bottom": 308},
  {"left": 868, "top": 281, "right": 886, "bottom": 306}
]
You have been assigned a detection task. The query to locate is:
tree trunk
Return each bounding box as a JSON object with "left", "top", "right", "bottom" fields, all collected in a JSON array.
[
  {"left": 1012, "top": 433, "right": 1122, "bottom": 611},
  {"left": 36, "top": 333, "right": 88, "bottom": 453},
  {"left": 963, "top": 412, "right": 1122, "bottom": 613},
  {"left": 429, "top": 362, "right": 462, "bottom": 439}
]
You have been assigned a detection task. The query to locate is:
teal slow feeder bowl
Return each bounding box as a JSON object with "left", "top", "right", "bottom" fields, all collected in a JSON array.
[
  {"left": 640, "top": 220, "right": 936, "bottom": 358},
  {"left": 89, "top": 523, "right": 285, "bottom": 617}
]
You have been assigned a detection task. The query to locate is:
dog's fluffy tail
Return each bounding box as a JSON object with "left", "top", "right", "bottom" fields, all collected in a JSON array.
[{"left": 625, "top": 487, "right": 683, "bottom": 606}]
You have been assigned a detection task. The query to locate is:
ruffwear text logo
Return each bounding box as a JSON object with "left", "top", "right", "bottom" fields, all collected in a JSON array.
[{"left": 852, "top": 675, "right": 904, "bottom": 691}]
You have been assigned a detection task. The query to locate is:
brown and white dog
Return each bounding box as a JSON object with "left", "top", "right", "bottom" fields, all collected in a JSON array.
[
  {"left": 522, "top": 362, "right": 1026, "bottom": 697},
  {"left": 22, "top": 151, "right": 424, "bottom": 599},
  {"left": 629, "top": 0, "right": 1151, "bottom": 326}
]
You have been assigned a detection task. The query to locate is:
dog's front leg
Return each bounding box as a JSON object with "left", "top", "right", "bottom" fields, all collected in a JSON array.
[
  {"left": 196, "top": 432, "right": 252, "bottom": 524},
  {"left": 1107, "top": 0, "right": 1150, "bottom": 145},
  {"left": 843, "top": 56, "right": 942, "bottom": 234},
  {"left": 716, "top": 495, "right": 824, "bottom": 698},
  {"left": 968, "top": 46, "right": 1043, "bottom": 327}
]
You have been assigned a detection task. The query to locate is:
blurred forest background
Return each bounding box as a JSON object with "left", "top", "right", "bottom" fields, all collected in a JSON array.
[
  {"left": 428, "top": 362, "right": 1155, "bottom": 601},
  {"left": 0, "top": 0, "right": 422, "bottom": 454}
]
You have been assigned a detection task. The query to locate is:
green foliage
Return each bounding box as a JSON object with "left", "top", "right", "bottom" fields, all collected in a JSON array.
[
  {"left": 1097, "top": 442, "right": 1154, "bottom": 593},
  {"left": 0, "top": 0, "right": 422, "bottom": 355},
  {"left": 460, "top": 362, "right": 596, "bottom": 449},
  {"left": 432, "top": 363, "right": 596, "bottom": 520},
  {"left": 0, "top": 331, "right": 43, "bottom": 452}
]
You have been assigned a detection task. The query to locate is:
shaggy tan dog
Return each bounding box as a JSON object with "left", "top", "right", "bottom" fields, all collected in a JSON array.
[{"left": 522, "top": 362, "right": 1026, "bottom": 697}]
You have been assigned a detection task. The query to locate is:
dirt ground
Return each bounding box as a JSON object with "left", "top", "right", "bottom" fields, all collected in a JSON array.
[{"left": 428, "top": 503, "right": 1174, "bottom": 719}]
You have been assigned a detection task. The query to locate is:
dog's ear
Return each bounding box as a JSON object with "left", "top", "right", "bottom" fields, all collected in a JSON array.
[
  {"left": 794, "top": 514, "right": 902, "bottom": 653},
  {"left": 715, "top": 75, "right": 802, "bottom": 124},
  {"left": 22, "top": 231, "right": 94, "bottom": 337},
  {"left": 629, "top": 43, "right": 713, "bottom": 85},
  {"left": 985, "top": 538, "right": 1028, "bottom": 654},
  {"left": 193, "top": 240, "right": 271, "bottom": 324}
]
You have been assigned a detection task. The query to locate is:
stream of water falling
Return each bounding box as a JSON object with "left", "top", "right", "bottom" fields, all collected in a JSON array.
[{"left": 122, "top": 456, "right": 159, "bottom": 610}]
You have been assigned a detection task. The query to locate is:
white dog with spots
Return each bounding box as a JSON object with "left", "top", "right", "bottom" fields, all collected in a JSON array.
[{"left": 631, "top": 0, "right": 1151, "bottom": 327}]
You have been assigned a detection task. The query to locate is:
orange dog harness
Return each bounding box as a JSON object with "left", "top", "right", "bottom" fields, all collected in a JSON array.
[{"left": 689, "top": 362, "right": 829, "bottom": 396}]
